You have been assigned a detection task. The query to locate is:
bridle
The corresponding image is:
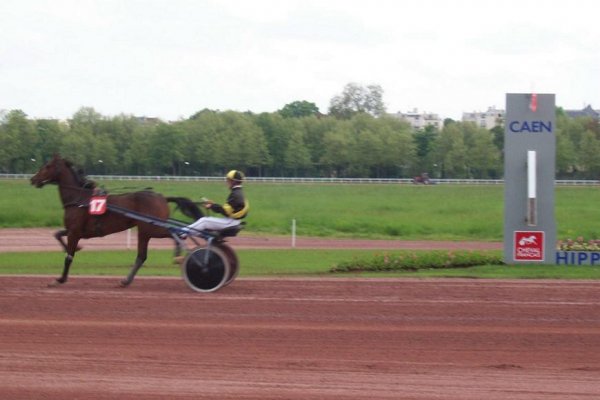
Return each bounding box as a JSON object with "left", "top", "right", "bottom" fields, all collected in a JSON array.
[
  {"left": 37, "top": 159, "right": 96, "bottom": 208},
  {"left": 33, "top": 160, "right": 62, "bottom": 187}
]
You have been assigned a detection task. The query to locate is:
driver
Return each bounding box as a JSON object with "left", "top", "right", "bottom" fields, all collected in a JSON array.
[{"left": 180, "top": 170, "right": 249, "bottom": 234}]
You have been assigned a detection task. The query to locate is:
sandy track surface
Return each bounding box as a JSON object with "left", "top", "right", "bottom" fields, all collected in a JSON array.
[
  {"left": 3, "top": 229, "right": 595, "bottom": 399},
  {"left": 0, "top": 228, "right": 502, "bottom": 252},
  {"left": 1, "top": 277, "right": 599, "bottom": 399}
]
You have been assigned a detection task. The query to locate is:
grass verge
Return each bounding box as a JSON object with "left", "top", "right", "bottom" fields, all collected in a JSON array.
[{"left": 2, "top": 249, "right": 600, "bottom": 280}]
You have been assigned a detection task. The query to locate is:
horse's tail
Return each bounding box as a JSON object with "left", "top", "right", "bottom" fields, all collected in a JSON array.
[{"left": 166, "top": 197, "right": 204, "bottom": 220}]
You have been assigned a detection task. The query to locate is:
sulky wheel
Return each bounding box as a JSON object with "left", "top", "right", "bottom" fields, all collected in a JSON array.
[
  {"left": 215, "top": 242, "right": 239, "bottom": 287},
  {"left": 182, "top": 246, "right": 230, "bottom": 293}
]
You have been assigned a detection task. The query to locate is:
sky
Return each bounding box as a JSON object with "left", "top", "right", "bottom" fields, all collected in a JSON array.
[{"left": 1, "top": 0, "right": 599, "bottom": 121}]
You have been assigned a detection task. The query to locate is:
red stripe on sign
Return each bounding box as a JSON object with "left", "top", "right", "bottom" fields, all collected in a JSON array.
[{"left": 529, "top": 93, "right": 538, "bottom": 112}]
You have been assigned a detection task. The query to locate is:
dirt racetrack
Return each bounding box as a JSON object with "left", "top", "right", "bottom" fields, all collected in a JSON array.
[
  {"left": 2, "top": 276, "right": 600, "bottom": 399},
  {"left": 1, "top": 229, "right": 599, "bottom": 399},
  {"left": 0, "top": 228, "right": 503, "bottom": 252}
]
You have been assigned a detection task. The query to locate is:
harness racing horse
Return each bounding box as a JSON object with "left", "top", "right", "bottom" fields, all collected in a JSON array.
[{"left": 30, "top": 154, "right": 178, "bottom": 287}]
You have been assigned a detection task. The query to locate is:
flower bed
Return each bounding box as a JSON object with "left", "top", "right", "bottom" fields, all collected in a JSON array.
[
  {"left": 557, "top": 237, "right": 600, "bottom": 251},
  {"left": 330, "top": 250, "right": 502, "bottom": 273}
]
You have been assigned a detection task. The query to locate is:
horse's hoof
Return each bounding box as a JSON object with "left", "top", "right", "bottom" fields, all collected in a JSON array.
[
  {"left": 119, "top": 279, "right": 131, "bottom": 288},
  {"left": 48, "top": 279, "right": 63, "bottom": 288}
]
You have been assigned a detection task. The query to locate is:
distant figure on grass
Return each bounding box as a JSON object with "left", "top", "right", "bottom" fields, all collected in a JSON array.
[{"left": 412, "top": 172, "right": 433, "bottom": 185}]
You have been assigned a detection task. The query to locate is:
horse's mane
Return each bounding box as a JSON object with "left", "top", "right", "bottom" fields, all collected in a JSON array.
[{"left": 63, "top": 158, "right": 95, "bottom": 189}]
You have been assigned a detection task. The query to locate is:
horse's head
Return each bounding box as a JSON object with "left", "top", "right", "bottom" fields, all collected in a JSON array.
[{"left": 30, "top": 154, "right": 67, "bottom": 188}]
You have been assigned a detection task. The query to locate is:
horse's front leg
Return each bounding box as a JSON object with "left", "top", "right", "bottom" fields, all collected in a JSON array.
[
  {"left": 120, "top": 235, "right": 149, "bottom": 287},
  {"left": 53, "top": 229, "right": 68, "bottom": 252},
  {"left": 54, "top": 229, "right": 82, "bottom": 252},
  {"left": 50, "top": 235, "right": 80, "bottom": 287}
]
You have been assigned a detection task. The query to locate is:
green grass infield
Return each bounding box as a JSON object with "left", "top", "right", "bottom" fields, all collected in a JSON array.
[{"left": 6, "top": 179, "right": 600, "bottom": 242}]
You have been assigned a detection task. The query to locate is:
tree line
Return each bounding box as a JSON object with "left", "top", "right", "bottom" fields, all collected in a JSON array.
[{"left": 1, "top": 102, "right": 598, "bottom": 179}]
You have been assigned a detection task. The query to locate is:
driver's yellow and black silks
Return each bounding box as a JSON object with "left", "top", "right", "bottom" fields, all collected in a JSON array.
[{"left": 210, "top": 185, "right": 249, "bottom": 220}]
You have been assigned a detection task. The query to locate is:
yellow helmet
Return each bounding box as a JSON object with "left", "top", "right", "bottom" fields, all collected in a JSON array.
[{"left": 226, "top": 170, "right": 245, "bottom": 182}]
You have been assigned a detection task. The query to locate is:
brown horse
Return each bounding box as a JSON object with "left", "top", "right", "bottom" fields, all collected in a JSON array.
[{"left": 30, "top": 154, "right": 176, "bottom": 287}]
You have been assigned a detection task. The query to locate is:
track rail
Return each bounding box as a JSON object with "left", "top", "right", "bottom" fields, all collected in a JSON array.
[{"left": 4, "top": 174, "right": 600, "bottom": 186}]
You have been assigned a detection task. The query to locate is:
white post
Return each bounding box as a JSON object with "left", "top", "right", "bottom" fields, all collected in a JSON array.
[
  {"left": 527, "top": 150, "right": 537, "bottom": 226},
  {"left": 126, "top": 228, "right": 132, "bottom": 249},
  {"left": 291, "top": 219, "right": 296, "bottom": 248}
]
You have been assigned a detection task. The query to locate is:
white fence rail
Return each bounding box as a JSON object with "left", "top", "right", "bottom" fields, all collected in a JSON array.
[{"left": 3, "top": 173, "right": 599, "bottom": 186}]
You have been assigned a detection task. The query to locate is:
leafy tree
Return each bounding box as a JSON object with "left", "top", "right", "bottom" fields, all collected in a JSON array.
[
  {"left": 183, "top": 110, "right": 222, "bottom": 175},
  {"left": 560, "top": 114, "right": 587, "bottom": 153},
  {"left": 301, "top": 116, "right": 337, "bottom": 174},
  {"left": 443, "top": 118, "right": 456, "bottom": 127},
  {"left": 555, "top": 128, "right": 577, "bottom": 178},
  {"left": 579, "top": 130, "right": 600, "bottom": 179},
  {"left": 228, "top": 114, "right": 271, "bottom": 176},
  {"left": 123, "top": 127, "right": 154, "bottom": 175},
  {"left": 0, "top": 110, "right": 37, "bottom": 172},
  {"left": 0, "top": 114, "right": 14, "bottom": 172},
  {"left": 319, "top": 114, "right": 414, "bottom": 178},
  {"left": 185, "top": 111, "right": 270, "bottom": 176},
  {"left": 434, "top": 123, "right": 468, "bottom": 178},
  {"left": 7, "top": 103, "right": 600, "bottom": 180},
  {"left": 329, "top": 83, "right": 386, "bottom": 119},
  {"left": 320, "top": 123, "right": 354, "bottom": 177},
  {"left": 189, "top": 108, "right": 217, "bottom": 120},
  {"left": 148, "top": 123, "right": 186, "bottom": 175},
  {"left": 254, "top": 113, "right": 296, "bottom": 175},
  {"left": 89, "top": 136, "right": 118, "bottom": 174},
  {"left": 413, "top": 125, "right": 439, "bottom": 175},
  {"left": 376, "top": 116, "right": 415, "bottom": 177},
  {"left": 490, "top": 125, "right": 504, "bottom": 151},
  {"left": 102, "top": 114, "right": 147, "bottom": 172},
  {"left": 34, "top": 119, "right": 66, "bottom": 163},
  {"left": 60, "top": 129, "right": 92, "bottom": 167},
  {"left": 279, "top": 101, "right": 320, "bottom": 118},
  {"left": 283, "top": 129, "right": 312, "bottom": 175},
  {"left": 70, "top": 107, "right": 104, "bottom": 135},
  {"left": 334, "top": 114, "right": 374, "bottom": 177},
  {"left": 62, "top": 109, "right": 98, "bottom": 168},
  {"left": 468, "top": 127, "right": 501, "bottom": 178},
  {"left": 555, "top": 113, "right": 588, "bottom": 177}
]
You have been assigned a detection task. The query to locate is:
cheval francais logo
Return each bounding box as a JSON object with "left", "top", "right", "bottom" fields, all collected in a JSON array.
[{"left": 514, "top": 231, "right": 544, "bottom": 261}]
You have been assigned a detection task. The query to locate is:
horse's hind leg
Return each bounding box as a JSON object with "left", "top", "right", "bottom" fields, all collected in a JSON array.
[
  {"left": 174, "top": 239, "right": 184, "bottom": 257},
  {"left": 120, "top": 235, "right": 149, "bottom": 287}
]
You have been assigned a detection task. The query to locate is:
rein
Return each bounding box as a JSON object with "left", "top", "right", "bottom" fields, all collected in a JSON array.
[
  {"left": 58, "top": 184, "right": 96, "bottom": 209},
  {"left": 46, "top": 159, "right": 156, "bottom": 208},
  {"left": 51, "top": 163, "right": 97, "bottom": 209},
  {"left": 100, "top": 186, "right": 154, "bottom": 195}
]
